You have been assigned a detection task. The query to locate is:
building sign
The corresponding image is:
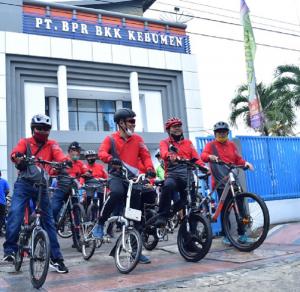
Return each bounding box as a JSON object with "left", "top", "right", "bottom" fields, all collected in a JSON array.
[{"left": 23, "top": 5, "right": 191, "bottom": 54}]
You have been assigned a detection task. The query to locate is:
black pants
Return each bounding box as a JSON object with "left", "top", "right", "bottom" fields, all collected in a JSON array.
[
  {"left": 158, "top": 177, "right": 188, "bottom": 216},
  {"left": 0, "top": 203, "right": 5, "bottom": 232},
  {"left": 217, "top": 188, "right": 245, "bottom": 236},
  {"left": 98, "top": 176, "right": 156, "bottom": 225}
]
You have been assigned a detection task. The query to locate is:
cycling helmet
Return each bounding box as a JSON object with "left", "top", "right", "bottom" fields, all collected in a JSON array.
[
  {"left": 68, "top": 141, "right": 81, "bottom": 152},
  {"left": 30, "top": 114, "right": 52, "bottom": 130},
  {"left": 155, "top": 149, "right": 161, "bottom": 158},
  {"left": 213, "top": 121, "right": 230, "bottom": 132},
  {"left": 85, "top": 150, "right": 97, "bottom": 158},
  {"left": 165, "top": 117, "right": 182, "bottom": 130},
  {"left": 113, "top": 108, "right": 136, "bottom": 123}
]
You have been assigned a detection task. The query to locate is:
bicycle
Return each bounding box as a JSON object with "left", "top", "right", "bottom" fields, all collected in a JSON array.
[
  {"left": 55, "top": 172, "right": 86, "bottom": 252},
  {"left": 83, "top": 178, "right": 108, "bottom": 221},
  {"left": 144, "top": 159, "right": 213, "bottom": 262},
  {"left": 197, "top": 160, "right": 270, "bottom": 252},
  {"left": 80, "top": 168, "right": 143, "bottom": 274},
  {"left": 14, "top": 158, "right": 65, "bottom": 288}
]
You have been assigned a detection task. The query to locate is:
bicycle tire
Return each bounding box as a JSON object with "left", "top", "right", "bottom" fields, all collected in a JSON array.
[
  {"left": 71, "top": 203, "right": 86, "bottom": 252},
  {"left": 223, "top": 192, "right": 270, "bottom": 252},
  {"left": 115, "top": 228, "right": 142, "bottom": 274},
  {"left": 141, "top": 228, "right": 159, "bottom": 251},
  {"left": 29, "top": 229, "right": 50, "bottom": 289},
  {"left": 177, "top": 213, "right": 212, "bottom": 262},
  {"left": 14, "top": 246, "right": 24, "bottom": 272},
  {"left": 57, "top": 210, "right": 73, "bottom": 238},
  {"left": 82, "top": 223, "right": 97, "bottom": 260}
]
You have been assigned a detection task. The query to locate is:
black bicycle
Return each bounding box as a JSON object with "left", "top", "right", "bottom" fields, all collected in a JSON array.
[{"left": 14, "top": 158, "right": 66, "bottom": 288}]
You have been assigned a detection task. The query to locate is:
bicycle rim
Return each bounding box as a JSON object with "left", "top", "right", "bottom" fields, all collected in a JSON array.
[
  {"left": 82, "top": 223, "right": 97, "bottom": 260},
  {"left": 30, "top": 229, "right": 50, "bottom": 289},
  {"left": 57, "top": 211, "right": 73, "bottom": 238},
  {"left": 115, "top": 228, "right": 142, "bottom": 274},
  {"left": 223, "top": 192, "right": 270, "bottom": 252},
  {"left": 177, "top": 214, "right": 212, "bottom": 262}
]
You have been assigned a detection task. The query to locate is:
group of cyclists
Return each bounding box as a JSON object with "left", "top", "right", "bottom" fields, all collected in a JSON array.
[{"left": 2, "top": 108, "right": 254, "bottom": 274}]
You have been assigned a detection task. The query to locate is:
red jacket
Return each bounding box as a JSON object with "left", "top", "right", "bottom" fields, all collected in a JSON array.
[
  {"left": 201, "top": 140, "right": 246, "bottom": 188},
  {"left": 160, "top": 137, "right": 205, "bottom": 177},
  {"left": 85, "top": 163, "right": 108, "bottom": 179},
  {"left": 11, "top": 137, "right": 67, "bottom": 174},
  {"left": 98, "top": 132, "right": 154, "bottom": 176},
  {"left": 66, "top": 155, "right": 88, "bottom": 179}
]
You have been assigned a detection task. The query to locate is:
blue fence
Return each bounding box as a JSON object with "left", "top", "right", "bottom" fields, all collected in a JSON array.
[{"left": 196, "top": 136, "right": 300, "bottom": 201}]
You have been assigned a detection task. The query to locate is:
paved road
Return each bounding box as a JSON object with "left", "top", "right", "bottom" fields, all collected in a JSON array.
[{"left": 0, "top": 222, "right": 300, "bottom": 291}]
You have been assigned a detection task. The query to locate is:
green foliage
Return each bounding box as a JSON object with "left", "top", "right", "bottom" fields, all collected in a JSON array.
[{"left": 230, "top": 64, "right": 300, "bottom": 136}]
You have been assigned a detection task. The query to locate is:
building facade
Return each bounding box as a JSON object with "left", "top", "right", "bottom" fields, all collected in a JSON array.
[{"left": 0, "top": 0, "right": 203, "bottom": 183}]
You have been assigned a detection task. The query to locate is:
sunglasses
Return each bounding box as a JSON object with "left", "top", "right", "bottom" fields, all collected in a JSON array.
[
  {"left": 35, "top": 126, "right": 51, "bottom": 131},
  {"left": 125, "top": 118, "right": 136, "bottom": 124}
]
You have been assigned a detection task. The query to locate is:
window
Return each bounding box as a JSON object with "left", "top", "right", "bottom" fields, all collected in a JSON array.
[
  {"left": 122, "top": 101, "right": 132, "bottom": 109},
  {"left": 68, "top": 98, "right": 116, "bottom": 131}
]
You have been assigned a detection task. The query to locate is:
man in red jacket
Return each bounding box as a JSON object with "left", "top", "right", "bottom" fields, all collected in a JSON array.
[
  {"left": 3, "top": 114, "right": 68, "bottom": 273},
  {"left": 155, "top": 117, "right": 208, "bottom": 226},
  {"left": 95, "top": 108, "right": 156, "bottom": 264},
  {"left": 201, "top": 121, "right": 253, "bottom": 244}
]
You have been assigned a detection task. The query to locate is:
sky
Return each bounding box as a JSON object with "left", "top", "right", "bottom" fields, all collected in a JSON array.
[{"left": 45, "top": 0, "right": 300, "bottom": 136}]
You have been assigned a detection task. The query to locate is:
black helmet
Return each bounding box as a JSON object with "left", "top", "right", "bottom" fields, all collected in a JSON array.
[
  {"left": 68, "top": 141, "right": 81, "bottom": 152},
  {"left": 30, "top": 114, "right": 52, "bottom": 130},
  {"left": 213, "top": 121, "right": 229, "bottom": 132},
  {"left": 85, "top": 150, "right": 97, "bottom": 158},
  {"left": 113, "top": 108, "right": 136, "bottom": 123}
]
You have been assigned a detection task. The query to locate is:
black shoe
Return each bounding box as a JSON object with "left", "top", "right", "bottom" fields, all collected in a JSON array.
[
  {"left": 154, "top": 215, "right": 167, "bottom": 227},
  {"left": 50, "top": 259, "right": 69, "bottom": 273},
  {"left": 3, "top": 252, "right": 15, "bottom": 262}
]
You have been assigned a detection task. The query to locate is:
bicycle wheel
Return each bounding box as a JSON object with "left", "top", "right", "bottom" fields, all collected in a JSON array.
[
  {"left": 141, "top": 228, "right": 159, "bottom": 251},
  {"left": 29, "top": 229, "right": 50, "bottom": 289},
  {"left": 86, "top": 204, "right": 99, "bottom": 222},
  {"left": 14, "top": 246, "right": 24, "bottom": 272},
  {"left": 71, "top": 203, "right": 86, "bottom": 252},
  {"left": 168, "top": 213, "right": 180, "bottom": 230},
  {"left": 223, "top": 192, "right": 270, "bottom": 252},
  {"left": 57, "top": 211, "right": 73, "bottom": 238},
  {"left": 115, "top": 228, "right": 142, "bottom": 274},
  {"left": 82, "top": 223, "right": 97, "bottom": 260},
  {"left": 177, "top": 213, "right": 212, "bottom": 262}
]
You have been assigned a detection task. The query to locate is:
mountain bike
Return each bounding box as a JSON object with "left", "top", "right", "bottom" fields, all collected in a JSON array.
[
  {"left": 14, "top": 158, "right": 65, "bottom": 288},
  {"left": 55, "top": 173, "right": 86, "bottom": 252},
  {"left": 197, "top": 160, "right": 270, "bottom": 252},
  {"left": 144, "top": 159, "right": 213, "bottom": 262},
  {"left": 81, "top": 168, "right": 143, "bottom": 274}
]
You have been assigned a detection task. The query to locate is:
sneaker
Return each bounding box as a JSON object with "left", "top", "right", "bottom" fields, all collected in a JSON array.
[
  {"left": 50, "top": 259, "right": 69, "bottom": 273},
  {"left": 92, "top": 223, "right": 104, "bottom": 239},
  {"left": 222, "top": 237, "right": 232, "bottom": 246},
  {"left": 3, "top": 252, "right": 15, "bottom": 262},
  {"left": 238, "top": 234, "right": 255, "bottom": 244},
  {"left": 154, "top": 215, "right": 167, "bottom": 227},
  {"left": 139, "top": 254, "right": 151, "bottom": 264}
]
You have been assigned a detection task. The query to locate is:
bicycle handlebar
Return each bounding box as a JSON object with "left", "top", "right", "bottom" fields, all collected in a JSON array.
[
  {"left": 24, "top": 156, "right": 69, "bottom": 169},
  {"left": 176, "top": 158, "right": 210, "bottom": 173},
  {"left": 213, "top": 159, "right": 249, "bottom": 170},
  {"left": 121, "top": 167, "right": 146, "bottom": 184}
]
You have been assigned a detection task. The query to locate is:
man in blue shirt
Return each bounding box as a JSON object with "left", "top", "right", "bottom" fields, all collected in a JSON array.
[{"left": 0, "top": 171, "right": 10, "bottom": 236}]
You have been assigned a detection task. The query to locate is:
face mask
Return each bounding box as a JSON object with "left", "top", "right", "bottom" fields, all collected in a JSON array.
[
  {"left": 216, "top": 135, "right": 228, "bottom": 143},
  {"left": 71, "top": 154, "right": 80, "bottom": 161},
  {"left": 87, "top": 159, "right": 96, "bottom": 165},
  {"left": 171, "top": 133, "right": 184, "bottom": 141},
  {"left": 33, "top": 131, "right": 49, "bottom": 143}
]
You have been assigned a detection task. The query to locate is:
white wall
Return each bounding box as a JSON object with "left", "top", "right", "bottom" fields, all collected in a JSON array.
[{"left": 24, "top": 83, "right": 46, "bottom": 137}]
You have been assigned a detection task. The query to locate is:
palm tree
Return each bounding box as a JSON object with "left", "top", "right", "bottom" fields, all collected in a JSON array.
[
  {"left": 274, "top": 65, "right": 300, "bottom": 107},
  {"left": 230, "top": 82, "right": 296, "bottom": 136}
]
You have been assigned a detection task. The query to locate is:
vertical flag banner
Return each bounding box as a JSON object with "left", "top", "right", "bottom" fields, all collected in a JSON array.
[{"left": 240, "top": 0, "right": 264, "bottom": 129}]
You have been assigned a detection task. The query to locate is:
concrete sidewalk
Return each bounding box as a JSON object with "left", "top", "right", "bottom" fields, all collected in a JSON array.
[{"left": 0, "top": 222, "right": 300, "bottom": 291}]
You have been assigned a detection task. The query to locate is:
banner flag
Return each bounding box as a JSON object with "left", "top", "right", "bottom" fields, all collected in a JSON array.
[{"left": 240, "top": 0, "right": 264, "bottom": 129}]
